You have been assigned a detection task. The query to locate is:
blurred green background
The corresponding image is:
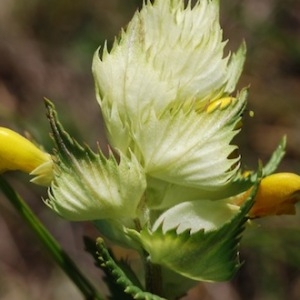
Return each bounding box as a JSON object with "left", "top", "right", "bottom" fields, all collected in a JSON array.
[{"left": 0, "top": 0, "right": 300, "bottom": 299}]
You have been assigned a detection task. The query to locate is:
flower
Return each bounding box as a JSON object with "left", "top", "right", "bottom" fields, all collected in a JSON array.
[
  {"left": 44, "top": 0, "right": 251, "bottom": 282},
  {"left": 45, "top": 0, "right": 248, "bottom": 229},
  {"left": 1, "top": 0, "right": 298, "bottom": 288},
  {"left": 0, "top": 127, "right": 53, "bottom": 185},
  {"left": 233, "top": 173, "right": 300, "bottom": 218}
]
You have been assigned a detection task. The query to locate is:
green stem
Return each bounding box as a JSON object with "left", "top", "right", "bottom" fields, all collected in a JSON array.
[
  {"left": 144, "top": 255, "right": 163, "bottom": 297},
  {"left": 0, "top": 176, "right": 104, "bottom": 300},
  {"left": 135, "top": 219, "right": 163, "bottom": 296}
]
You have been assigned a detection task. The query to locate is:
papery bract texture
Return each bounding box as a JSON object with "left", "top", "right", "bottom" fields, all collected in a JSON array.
[
  {"left": 93, "top": 0, "right": 247, "bottom": 190},
  {"left": 47, "top": 150, "right": 146, "bottom": 221},
  {"left": 45, "top": 101, "right": 146, "bottom": 221},
  {"left": 128, "top": 186, "right": 257, "bottom": 282}
]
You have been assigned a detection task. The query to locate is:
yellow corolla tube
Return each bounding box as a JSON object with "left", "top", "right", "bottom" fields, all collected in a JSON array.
[
  {"left": 234, "top": 173, "right": 300, "bottom": 218},
  {"left": 0, "top": 127, "right": 53, "bottom": 186}
]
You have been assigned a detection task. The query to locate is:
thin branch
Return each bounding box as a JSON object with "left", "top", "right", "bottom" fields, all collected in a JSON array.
[{"left": 0, "top": 176, "right": 104, "bottom": 300}]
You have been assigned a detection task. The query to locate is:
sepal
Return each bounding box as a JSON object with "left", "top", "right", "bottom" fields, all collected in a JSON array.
[{"left": 30, "top": 160, "right": 54, "bottom": 186}]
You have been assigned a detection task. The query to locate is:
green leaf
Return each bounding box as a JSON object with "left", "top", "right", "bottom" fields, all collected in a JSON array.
[
  {"left": 84, "top": 236, "right": 136, "bottom": 300},
  {"left": 130, "top": 177, "right": 260, "bottom": 282},
  {"left": 94, "top": 237, "right": 167, "bottom": 300},
  {"left": 262, "top": 136, "right": 286, "bottom": 176}
]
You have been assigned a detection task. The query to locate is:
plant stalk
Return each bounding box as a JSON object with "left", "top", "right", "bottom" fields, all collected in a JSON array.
[
  {"left": 145, "top": 254, "right": 163, "bottom": 297},
  {"left": 0, "top": 176, "right": 104, "bottom": 300}
]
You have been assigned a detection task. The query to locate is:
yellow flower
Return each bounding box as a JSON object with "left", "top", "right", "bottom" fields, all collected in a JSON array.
[
  {"left": 0, "top": 127, "right": 53, "bottom": 185},
  {"left": 234, "top": 173, "right": 300, "bottom": 218}
]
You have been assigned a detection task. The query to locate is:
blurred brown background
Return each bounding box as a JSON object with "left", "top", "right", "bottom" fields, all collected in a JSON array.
[{"left": 0, "top": 0, "right": 300, "bottom": 299}]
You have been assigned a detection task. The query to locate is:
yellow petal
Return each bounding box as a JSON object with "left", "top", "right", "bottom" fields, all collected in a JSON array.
[
  {"left": 234, "top": 173, "right": 300, "bottom": 218},
  {"left": 0, "top": 127, "right": 51, "bottom": 174}
]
